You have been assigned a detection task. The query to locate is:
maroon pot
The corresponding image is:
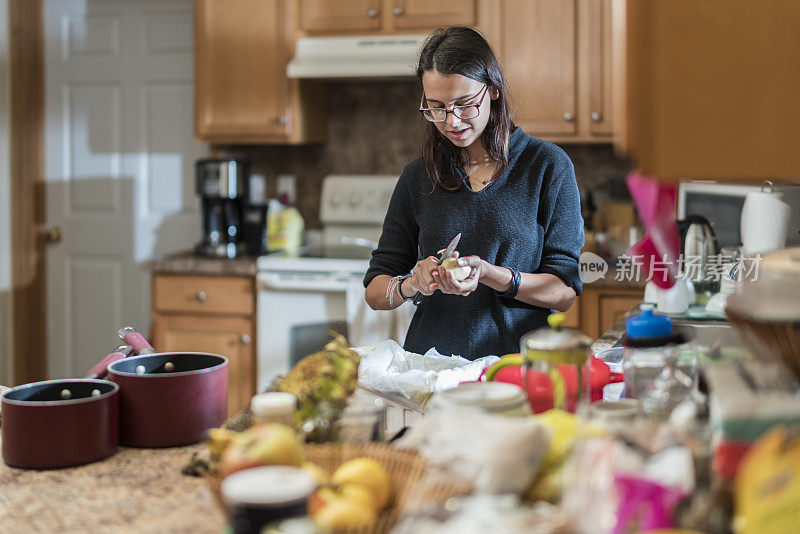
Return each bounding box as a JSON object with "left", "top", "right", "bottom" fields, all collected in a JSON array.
[
  {"left": 107, "top": 352, "right": 228, "bottom": 447},
  {"left": 1, "top": 379, "right": 119, "bottom": 468},
  {"left": 1, "top": 346, "right": 132, "bottom": 469}
]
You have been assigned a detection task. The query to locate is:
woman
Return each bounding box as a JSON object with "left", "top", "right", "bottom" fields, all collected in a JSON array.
[{"left": 364, "top": 26, "right": 584, "bottom": 358}]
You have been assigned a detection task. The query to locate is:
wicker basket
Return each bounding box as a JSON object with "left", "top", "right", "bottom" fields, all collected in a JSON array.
[
  {"left": 725, "top": 305, "right": 800, "bottom": 382},
  {"left": 209, "top": 442, "right": 471, "bottom": 534}
]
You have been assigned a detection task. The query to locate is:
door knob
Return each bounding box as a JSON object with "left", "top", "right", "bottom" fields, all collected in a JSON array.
[
  {"left": 46, "top": 226, "right": 64, "bottom": 243},
  {"left": 195, "top": 291, "right": 207, "bottom": 302},
  {"left": 590, "top": 111, "right": 603, "bottom": 122},
  {"left": 563, "top": 112, "right": 575, "bottom": 122},
  {"left": 366, "top": 8, "right": 378, "bottom": 17},
  {"left": 240, "top": 334, "right": 251, "bottom": 345},
  {"left": 393, "top": 7, "right": 404, "bottom": 15}
]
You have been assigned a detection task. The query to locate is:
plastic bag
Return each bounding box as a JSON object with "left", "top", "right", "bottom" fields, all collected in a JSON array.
[
  {"left": 354, "top": 340, "right": 499, "bottom": 405},
  {"left": 395, "top": 408, "right": 550, "bottom": 494},
  {"left": 266, "top": 198, "right": 304, "bottom": 255}
]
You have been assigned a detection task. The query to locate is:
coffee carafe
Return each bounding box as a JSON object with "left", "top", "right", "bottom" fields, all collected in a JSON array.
[{"left": 195, "top": 159, "right": 250, "bottom": 258}]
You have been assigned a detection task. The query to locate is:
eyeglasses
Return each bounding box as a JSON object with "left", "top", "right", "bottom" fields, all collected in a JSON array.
[{"left": 419, "top": 85, "right": 489, "bottom": 122}]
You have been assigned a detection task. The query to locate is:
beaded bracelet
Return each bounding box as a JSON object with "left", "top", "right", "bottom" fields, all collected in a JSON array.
[{"left": 386, "top": 274, "right": 412, "bottom": 307}]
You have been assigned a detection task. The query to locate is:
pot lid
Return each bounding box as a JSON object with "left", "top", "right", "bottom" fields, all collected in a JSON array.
[{"left": 434, "top": 382, "right": 527, "bottom": 410}]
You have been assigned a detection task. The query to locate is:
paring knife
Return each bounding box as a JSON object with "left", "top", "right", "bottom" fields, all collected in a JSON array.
[{"left": 412, "top": 233, "right": 462, "bottom": 306}]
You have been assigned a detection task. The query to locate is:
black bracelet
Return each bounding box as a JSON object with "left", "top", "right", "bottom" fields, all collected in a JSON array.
[
  {"left": 496, "top": 267, "right": 521, "bottom": 299},
  {"left": 398, "top": 274, "right": 414, "bottom": 301}
]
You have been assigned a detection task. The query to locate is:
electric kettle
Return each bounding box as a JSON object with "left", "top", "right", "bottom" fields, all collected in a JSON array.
[{"left": 678, "top": 215, "right": 721, "bottom": 303}]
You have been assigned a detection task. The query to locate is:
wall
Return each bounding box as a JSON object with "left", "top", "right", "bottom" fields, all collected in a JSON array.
[
  {"left": 219, "top": 81, "right": 634, "bottom": 229},
  {"left": 0, "top": 0, "right": 12, "bottom": 385}
]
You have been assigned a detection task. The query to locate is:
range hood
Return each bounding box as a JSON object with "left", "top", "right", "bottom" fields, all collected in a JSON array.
[{"left": 287, "top": 34, "right": 426, "bottom": 79}]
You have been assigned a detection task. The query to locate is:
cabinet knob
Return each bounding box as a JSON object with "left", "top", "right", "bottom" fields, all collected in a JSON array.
[
  {"left": 240, "top": 334, "right": 251, "bottom": 345},
  {"left": 366, "top": 8, "right": 378, "bottom": 18},
  {"left": 195, "top": 291, "right": 207, "bottom": 302},
  {"left": 276, "top": 116, "right": 287, "bottom": 126},
  {"left": 46, "top": 226, "right": 64, "bottom": 243},
  {"left": 563, "top": 112, "right": 575, "bottom": 122},
  {"left": 393, "top": 6, "right": 404, "bottom": 16},
  {"left": 590, "top": 111, "right": 603, "bottom": 122}
]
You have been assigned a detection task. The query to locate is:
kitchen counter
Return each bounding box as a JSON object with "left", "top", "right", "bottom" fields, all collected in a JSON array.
[
  {"left": 143, "top": 251, "right": 257, "bottom": 277},
  {"left": 0, "top": 442, "right": 224, "bottom": 533}
]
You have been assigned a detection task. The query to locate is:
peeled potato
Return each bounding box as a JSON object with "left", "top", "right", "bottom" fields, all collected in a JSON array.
[{"left": 441, "top": 257, "right": 471, "bottom": 281}]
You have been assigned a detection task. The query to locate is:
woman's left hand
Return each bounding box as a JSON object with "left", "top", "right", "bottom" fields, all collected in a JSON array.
[{"left": 433, "top": 254, "right": 487, "bottom": 296}]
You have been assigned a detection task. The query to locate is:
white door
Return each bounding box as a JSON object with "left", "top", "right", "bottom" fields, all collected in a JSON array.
[{"left": 45, "top": 0, "right": 206, "bottom": 378}]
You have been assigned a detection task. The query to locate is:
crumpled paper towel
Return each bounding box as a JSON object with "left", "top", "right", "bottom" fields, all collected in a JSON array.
[{"left": 354, "top": 340, "right": 499, "bottom": 405}]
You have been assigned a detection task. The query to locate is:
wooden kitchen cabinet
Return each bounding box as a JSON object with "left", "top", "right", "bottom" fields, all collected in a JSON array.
[
  {"left": 298, "top": 0, "right": 476, "bottom": 35},
  {"left": 565, "top": 285, "right": 643, "bottom": 339},
  {"left": 494, "top": 0, "right": 615, "bottom": 143},
  {"left": 194, "top": 0, "right": 327, "bottom": 144},
  {"left": 152, "top": 274, "right": 257, "bottom": 417},
  {"left": 613, "top": 0, "right": 800, "bottom": 179}
]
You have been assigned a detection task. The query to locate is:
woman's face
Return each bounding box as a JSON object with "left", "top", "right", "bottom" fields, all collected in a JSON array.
[{"left": 421, "top": 70, "right": 498, "bottom": 151}]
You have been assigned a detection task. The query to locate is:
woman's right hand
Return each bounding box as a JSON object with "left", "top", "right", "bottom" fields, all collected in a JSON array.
[{"left": 402, "top": 256, "right": 442, "bottom": 298}]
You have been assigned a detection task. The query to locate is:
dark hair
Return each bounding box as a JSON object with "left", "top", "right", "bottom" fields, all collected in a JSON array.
[{"left": 417, "top": 27, "right": 514, "bottom": 191}]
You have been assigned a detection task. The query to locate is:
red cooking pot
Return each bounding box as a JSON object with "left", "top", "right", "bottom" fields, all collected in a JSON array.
[
  {"left": 109, "top": 329, "right": 228, "bottom": 447},
  {"left": 1, "top": 345, "right": 132, "bottom": 468}
]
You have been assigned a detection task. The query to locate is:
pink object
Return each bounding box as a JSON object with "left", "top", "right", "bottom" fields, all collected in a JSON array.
[
  {"left": 625, "top": 171, "right": 681, "bottom": 289},
  {"left": 613, "top": 475, "right": 686, "bottom": 533}
]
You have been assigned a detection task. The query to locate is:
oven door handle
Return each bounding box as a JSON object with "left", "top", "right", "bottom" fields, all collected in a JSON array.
[{"left": 257, "top": 272, "right": 352, "bottom": 292}]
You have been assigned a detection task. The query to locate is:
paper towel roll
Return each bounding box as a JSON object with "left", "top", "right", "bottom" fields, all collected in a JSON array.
[{"left": 741, "top": 190, "right": 791, "bottom": 255}]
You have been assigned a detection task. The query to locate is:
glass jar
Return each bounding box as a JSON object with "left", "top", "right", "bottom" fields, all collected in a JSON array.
[{"left": 519, "top": 312, "right": 593, "bottom": 414}]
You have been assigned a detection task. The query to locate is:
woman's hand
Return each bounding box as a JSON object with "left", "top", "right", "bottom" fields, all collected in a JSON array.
[
  {"left": 402, "top": 255, "right": 442, "bottom": 298},
  {"left": 433, "top": 254, "right": 487, "bottom": 296}
]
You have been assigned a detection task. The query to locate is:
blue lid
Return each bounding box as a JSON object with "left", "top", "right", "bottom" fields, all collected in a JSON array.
[{"left": 625, "top": 304, "right": 672, "bottom": 338}]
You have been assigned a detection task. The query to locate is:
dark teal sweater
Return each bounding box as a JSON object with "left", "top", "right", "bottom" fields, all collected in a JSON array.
[{"left": 364, "top": 127, "right": 584, "bottom": 359}]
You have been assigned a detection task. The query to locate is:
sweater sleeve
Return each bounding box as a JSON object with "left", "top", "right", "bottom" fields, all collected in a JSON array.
[
  {"left": 537, "top": 165, "right": 585, "bottom": 296},
  {"left": 363, "top": 168, "right": 420, "bottom": 287}
]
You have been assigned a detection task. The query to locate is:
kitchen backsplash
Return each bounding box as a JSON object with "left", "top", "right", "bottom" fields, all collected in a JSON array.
[{"left": 217, "top": 81, "right": 634, "bottom": 228}]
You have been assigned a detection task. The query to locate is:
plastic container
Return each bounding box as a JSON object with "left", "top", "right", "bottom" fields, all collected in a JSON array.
[
  {"left": 221, "top": 466, "right": 317, "bottom": 534},
  {"left": 622, "top": 304, "right": 696, "bottom": 417},
  {"left": 430, "top": 381, "right": 531, "bottom": 417},
  {"left": 251, "top": 392, "right": 297, "bottom": 427}
]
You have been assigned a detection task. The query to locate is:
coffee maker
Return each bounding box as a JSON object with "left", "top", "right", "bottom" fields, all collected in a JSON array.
[{"left": 195, "top": 158, "right": 265, "bottom": 258}]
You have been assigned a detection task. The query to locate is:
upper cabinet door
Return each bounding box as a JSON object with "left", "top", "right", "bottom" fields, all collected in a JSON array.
[
  {"left": 195, "top": 0, "right": 288, "bottom": 139},
  {"left": 299, "top": 0, "right": 382, "bottom": 33},
  {"left": 389, "top": 0, "right": 476, "bottom": 32},
  {"left": 617, "top": 0, "right": 800, "bottom": 179},
  {"left": 587, "top": 0, "right": 613, "bottom": 136},
  {"left": 499, "top": 0, "right": 578, "bottom": 137}
]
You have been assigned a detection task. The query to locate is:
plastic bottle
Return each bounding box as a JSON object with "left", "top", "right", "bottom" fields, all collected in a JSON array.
[{"left": 251, "top": 392, "right": 297, "bottom": 427}]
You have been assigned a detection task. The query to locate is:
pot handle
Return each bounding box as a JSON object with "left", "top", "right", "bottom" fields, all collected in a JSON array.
[
  {"left": 118, "top": 326, "right": 157, "bottom": 355},
  {"left": 609, "top": 371, "right": 624, "bottom": 383},
  {"left": 84, "top": 345, "right": 133, "bottom": 379}
]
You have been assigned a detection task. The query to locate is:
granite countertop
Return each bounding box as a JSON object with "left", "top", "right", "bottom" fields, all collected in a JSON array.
[
  {"left": 0, "top": 442, "right": 225, "bottom": 533},
  {"left": 143, "top": 251, "right": 257, "bottom": 277}
]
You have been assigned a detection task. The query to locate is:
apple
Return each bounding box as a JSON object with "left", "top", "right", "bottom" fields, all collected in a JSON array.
[
  {"left": 331, "top": 458, "right": 392, "bottom": 510},
  {"left": 219, "top": 423, "right": 304, "bottom": 478}
]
